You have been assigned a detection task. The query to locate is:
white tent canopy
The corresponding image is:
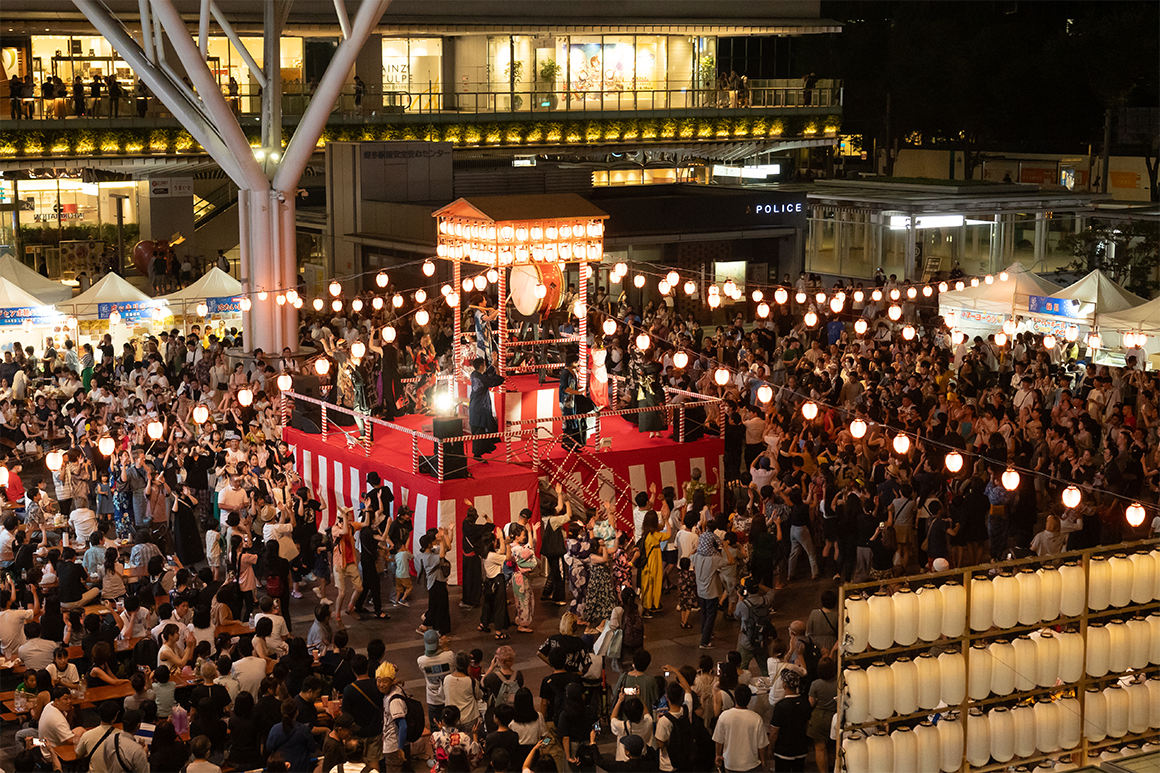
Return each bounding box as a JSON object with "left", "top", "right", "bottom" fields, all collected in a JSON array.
[
  {"left": 0, "top": 254, "right": 74, "bottom": 304},
  {"left": 60, "top": 272, "right": 154, "bottom": 318},
  {"left": 939, "top": 262, "right": 1062, "bottom": 336},
  {"left": 161, "top": 267, "right": 242, "bottom": 305},
  {"left": 1097, "top": 295, "right": 1160, "bottom": 359},
  {"left": 0, "top": 276, "right": 53, "bottom": 309},
  {"left": 1046, "top": 270, "right": 1146, "bottom": 317}
]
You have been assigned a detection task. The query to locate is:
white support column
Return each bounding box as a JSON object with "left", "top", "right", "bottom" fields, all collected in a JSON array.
[
  {"left": 198, "top": 0, "right": 211, "bottom": 57},
  {"left": 333, "top": 0, "right": 352, "bottom": 39},
  {"left": 210, "top": 2, "right": 266, "bottom": 89},
  {"left": 137, "top": 0, "right": 154, "bottom": 64}
]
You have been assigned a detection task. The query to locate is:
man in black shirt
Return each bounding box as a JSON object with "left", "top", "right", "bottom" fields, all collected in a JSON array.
[
  {"left": 484, "top": 704, "right": 521, "bottom": 767},
  {"left": 56, "top": 547, "right": 100, "bottom": 608},
  {"left": 341, "top": 655, "right": 383, "bottom": 770},
  {"left": 295, "top": 675, "right": 331, "bottom": 737},
  {"left": 769, "top": 668, "right": 812, "bottom": 771},
  {"left": 538, "top": 649, "right": 581, "bottom": 720}
]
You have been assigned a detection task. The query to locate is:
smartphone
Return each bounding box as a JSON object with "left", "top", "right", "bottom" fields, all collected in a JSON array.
[
  {"left": 540, "top": 737, "right": 552, "bottom": 748},
  {"left": 593, "top": 721, "right": 602, "bottom": 733},
  {"left": 138, "top": 665, "right": 148, "bottom": 673},
  {"left": 624, "top": 686, "right": 640, "bottom": 696},
  {"left": 31, "top": 738, "right": 46, "bottom": 747},
  {"left": 664, "top": 669, "right": 672, "bottom": 677}
]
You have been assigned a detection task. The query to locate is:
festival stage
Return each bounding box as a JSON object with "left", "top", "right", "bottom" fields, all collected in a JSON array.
[{"left": 284, "top": 376, "right": 724, "bottom": 584}]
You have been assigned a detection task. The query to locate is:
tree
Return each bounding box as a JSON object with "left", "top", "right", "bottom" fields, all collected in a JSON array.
[{"left": 1057, "top": 220, "right": 1160, "bottom": 298}]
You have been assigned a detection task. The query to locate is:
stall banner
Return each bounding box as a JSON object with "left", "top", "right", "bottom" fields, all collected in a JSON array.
[
  {"left": 97, "top": 300, "right": 157, "bottom": 320},
  {"left": 1029, "top": 295, "right": 1083, "bottom": 318},
  {"left": 207, "top": 296, "right": 244, "bottom": 314},
  {"left": 0, "top": 306, "right": 60, "bottom": 326},
  {"left": 951, "top": 308, "right": 1005, "bottom": 326},
  {"left": 1031, "top": 317, "right": 1074, "bottom": 336}
]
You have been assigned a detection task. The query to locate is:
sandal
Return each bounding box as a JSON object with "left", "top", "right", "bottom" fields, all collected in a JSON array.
[
  {"left": 494, "top": 632, "right": 510, "bottom": 640},
  {"left": 477, "top": 624, "right": 489, "bottom": 632},
  {"left": 374, "top": 612, "right": 390, "bottom": 619},
  {"left": 517, "top": 627, "right": 535, "bottom": 633}
]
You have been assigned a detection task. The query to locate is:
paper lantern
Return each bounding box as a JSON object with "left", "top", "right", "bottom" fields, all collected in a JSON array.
[
  {"left": 1129, "top": 551, "right": 1156, "bottom": 604},
  {"left": 971, "top": 278, "right": 980, "bottom": 287},
  {"left": 1057, "top": 697, "right": 1082, "bottom": 750},
  {"left": 1001, "top": 467, "right": 1020, "bottom": 490},
  {"left": 0, "top": 467, "right": 8, "bottom": 488},
  {"left": 237, "top": 388, "right": 253, "bottom": 407},
  {"left": 1035, "top": 630, "right": 1060, "bottom": 687},
  {"left": 713, "top": 368, "right": 729, "bottom": 386},
  {"left": 901, "top": 324, "right": 915, "bottom": 340},
  {"left": 955, "top": 281, "right": 965, "bottom": 291},
  {"left": 992, "top": 568, "right": 1020, "bottom": 631},
  {"left": 147, "top": 420, "right": 164, "bottom": 440},
  {"left": 989, "top": 638, "right": 1016, "bottom": 695},
  {"left": 328, "top": 280, "right": 342, "bottom": 297},
  {"left": 801, "top": 401, "right": 818, "bottom": 420},
  {"left": 995, "top": 331, "right": 1008, "bottom": 346},
  {"left": 1107, "top": 619, "right": 1130, "bottom": 674},
  {"left": 685, "top": 281, "right": 698, "bottom": 296},
  {"left": 938, "top": 713, "right": 964, "bottom": 773},
  {"left": 313, "top": 298, "right": 324, "bottom": 311},
  {"left": 414, "top": 289, "right": 427, "bottom": 303},
  {"left": 1035, "top": 696, "right": 1061, "bottom": 753},
  {"left": 422, "top": 260, "right": 435, "bottom": 276},
  {"left": 871, "top": 289, "right": 883, "bottom": 302},
  {"left": 1087, "top": 621, "right": 1110, "bottom": 677},
  {"left": 844, "top": 664, "right": 870, "bottom": 724},
  {"left": 773, "top": 287, "right": 788, "bottom": 304},
  {"left": 462, "top": 277, "right": 474, "bottom": 292},
  {"left": 892, "top": 657, "right": 918, "bottom": 716},
  {"left": 277, "top": 373, "right": 292, "bottom": 392},
  {"left": 1060, "top": 560, "right": 1086, "bottom": 617},
  {"left": 757, "top": 302, "right": 770, "bottom": 318},
  {"left": 989, "top": 706, "right": 1015, "bottom": 763},
  {"left": 914, "top": 722, "right": 940, "bottom": 772},
  {"left": 970, "top": 575, "right": 995, "bottom": 631},
  {"left": 891, "top": 727, "right": 917, "bottom": 773},
  {"left": 1085, "top": 686, "right": 1107, "bottom": 742},
  {"left": 1009, "top": 702, "right": 1037, "bottom": 759},
  {"left": 867, "top": 730, "right": 894, "bottom": 772},
  {"left": 1127, "top": 616, "right": 1151, "bottom": 670},
  {"left": 757, "top": 385, "right": 773, "bottom": 404},
  {"left": 915, "top": 652, "right": 942, "bottom": 710},
  {"left": 636, "top": 333, "right": 650, "bottom": 350},
  {"left": 446, "top": 292, "right": 460, "bottom": 308},
  {"left": 1125, "top": 681, "right": 1150, "bottom": 736},
  {"left": 1105, "top": 683, "right": 1129, "bottom": 738},
  {"left": 867, "top": 590, "right": 895, "bottom": 651},
  {"left": 849, "top": 418, "right": 867, "bottom": 439},
  {"left": 1037, "top": 566, "right": 1062, "bottom": 622},
  {"left": 658, "top": 280, "right": 671, "bottom": 295},
  {"left": 314, "top": 358, "right": 330, "bottom": 376},
  {"left": 938, "top": 651, "right": 966, "bottom": 707},
  {"left": 331, "top": 299, "right": 343, "bottom": 312},
  {"left": 854, "top": 318, "right": 868, "bottom": 335},
  {"left": 707, "top": 294, "right": 721, "bottom": 308},
  {"left": 349, "top": 341, "right": 366, "bottom": 360},
  {"left": 97, "top": 436, "right": 116, "bottom": 457},
  {"left": 968, "top": 642, "right": 992, "bottom": 701},
  {"left": 672, "top": 351, "right": 689, "bottom": 369},
  {"left": 951, "top": 330, "right": 965, "bottom": 345},
  {"left": 1012, "top": 634, "right": 1038, "bottom": 692},
  {"left": 1146, "top": 675, "right": 1160, "bottom": 729},
  {"left": 843, "top": 733, "right": 869, "bottom": 773},
  {"left": 633, "top": 275, "right": 645, "bottom": 289},
  {"left": 1109, "top": 553, "right": 1134, "bottom": 608},
  {"left": 866, "top": 661, "right": 895, "bottom": 720},
  {"left": 1016, "top": 567, "right": 1041, "bottom": 626},
  {"left": 830, "top": 297, "right": 844, "bottom": 314},
  {"left": 892, "top": 433, "right": 910, "bottom": 455},
  {"left": 382, "top": 325, "right": 397, "bottom": 343},
  {"left": 1057, "top": 629, "right": 1085, "bottom": 683},
  {"left": 192, "top": 405, "right": 209, "bottom": 424},
  {"left": 1148, "top": 614, "right": 1160, "bottom": 665},
  {"left": 196, "top": 302, "right": 208, "bottom": 317},
  {"left": 917, "top": 584, "right": 943, "bottom": 642},
  {"left": 888, "top": 304, "right": 902, "bottom": 320},
  {"left": 45, "top": 449, "right": 64, "bottom": 471},
  {"left": 814, "top": 290, "right": 826, "bottom": 304},
  {"left": 614, "top": 262, "right": 627, "bottom": 276},
  {"left": 1090, "top": 554, "right": 1108, "bottom": 608},
  {"left": 350, "top": 298, "right": 363, "bottom": 312},
  {"left": 804, "top": 311, "right": 818, "bottom": 327},
  {"left": 966, "top": 708, "right": 990, "bottom": 767},
  {"left": 1126, "top": 502, "right": 1146, "bottom": 527}
]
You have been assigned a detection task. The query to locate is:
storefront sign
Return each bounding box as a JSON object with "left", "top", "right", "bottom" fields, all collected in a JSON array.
[
  {"left": 98, "top": 300, "right": 157, "bottom": 320},
  {"left": 34, "top": 203, "right": 83, "bottom": 222},
  {"left": 750, "top": 201, "right": 805, "bottom": 215},
  {"left": 1028, "top": 295, "right": 1082, "bottom": 318},
  {"left": 149, "top": 177, "right": 192, "bottom": 197},
  {"left": 207, "top": 296, "right": 244, "bottom": 314},
  {"left": 0, "top": 306, "right": 59, "bottom": 326},
  {"left": 954, "top": 308, "right": 1005, "bottom": 326}
]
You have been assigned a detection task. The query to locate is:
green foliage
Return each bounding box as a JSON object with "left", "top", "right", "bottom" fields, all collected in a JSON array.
[
  {"left": 1057, "top": 220, "right": 1160, "bottom": 298},
  {"left": 538, "top": 59, "right": 561, "bottom": 83}
]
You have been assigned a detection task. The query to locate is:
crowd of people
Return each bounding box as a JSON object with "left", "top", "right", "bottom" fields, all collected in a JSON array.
[{"left": 0, "top": 264, "right": 1157, "bottom": 772}]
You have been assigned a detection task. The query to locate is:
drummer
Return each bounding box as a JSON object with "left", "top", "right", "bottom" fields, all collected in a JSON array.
[{"left": 470, "top": 292, "right": 500, "bottom": 367}]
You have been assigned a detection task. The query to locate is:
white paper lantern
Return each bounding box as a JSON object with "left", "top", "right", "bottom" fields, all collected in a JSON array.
[
  {"left": 1015, "top": 567, "right": 1041, "bottom": 626},
  {"left": 1057, "top": 696, "right": 1082, "bottom": 750},
  {"left": 1148, "top": 613, "right": 1160, "bottom": 665},
  {"left": 892, "top": 586, "right": 919, "bottom": 647},
  {"left": 989, "top": 638, "right": 1017, "bottom": 696},
  {"left": 867, "top": 661, "right": 895, "bottom": 721},
  {"left": 915, "top": 721, "right": 941, "bottom": 773},
  {"left": 1035, "top": 696, "right": 1061, "bottom": 753},
  {"left": 1105, "top": 683, "right": 1129, "bottom": 738},
  {"left": 892, "top": 657, "right": 918, "bottom": 716},
  {"left": 966, "top": 709, "right": 990, "bottom": 767},
  {"left": 1013, "top": 634, "right": 1038, "bottom": 692},
  {"left": 1060, "top": 560, "right": 1086, "bottom": 617},
  {"left": 842, "top": 732, "right": 870, "bottom": 773},
  {"left": 1011, "top": 703, "right": 1037, "bottom": 759},
  {"left": 938, "top": 714, "right": 964, "bottom": 773},
  {"left": 970, "top": 575, "right": 995, "bottom": 632},
  {"left": 1127, "top": 679, "right": 1150, "bottom": 735},
  {"left": 1107, "top": 619, "right": 1131, "bottom": 674},
  {"left": 1057, "top": 629, "right": 1085, "bottom": 683},
  {"left": 968, "top": 642, "right": 992, "bottom": 701},
  {"left": 1129, "top": 551, "right": 1156, "bottom": 604},
  {"left": 843, "top": 665, "right": 869, "bottom": 724},
  {"left": 844, "top": 593, "right": 869, "bottom": 654},
  {"left": 1085, "top": 686, "right": 1107, "bottom": 742},
  {"left": 1109, "top": 553, "right": 1134, "bottom": 608},
  {"left": 938, "top": 651, "right": 966, "bottom": 707},
  {"left": 1035, "top": 630, "right": 1060, "bottom": 687},
  {"left": 992, "top": 571, "right": 1020, "bottom": 629},
  {"left": 1038, "top": 566, "right": 1062, "bottom": 623},
  {"left": 917, "top": 584, "right": 944, "bottom": 642},
  {"left": 941, "top": 581, "right": 966, "bottom": 638},
  {"left": 1089, "top": 555, "right": 1112, "bottom": 611},
  {"left": 891, "top": 726, "right": 917, "bottom": 772},
  {"left": 1087, "top": 621, "right": 1111, "bottom": 677},
  {"left": 867, "top": 590, "right": 895, "bottom": 651},
  {"left": 989, "top": 706, "right": 1015, "bottom": 763},
  {"left": 1145, "top": 675, "right": 1160, "bottom": 730},
  {"left": 866, "top": 731, "right": 893, "bottom": 772},
  {"left": 1126, "top": 616, "right": 1151, "bottom": 670},
  {"left": 915, "top": 652, "right": 942, "bottom": 710}
]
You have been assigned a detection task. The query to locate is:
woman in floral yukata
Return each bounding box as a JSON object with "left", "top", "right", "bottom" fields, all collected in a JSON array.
[{"left": 507, "top": 523, "right": 537, "bottom": 633}]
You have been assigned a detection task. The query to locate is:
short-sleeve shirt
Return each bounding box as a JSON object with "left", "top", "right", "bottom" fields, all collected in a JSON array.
[
  {"left": 38, "top": 702, "right": 74, "bottom": 747},
  {"left": 417, "top": 650, "right": 456, "bottom": 706},
  {"left": 381, "top": 686, "right": 408, "bottom": 754},
  {"left": 418, "top": 550, "right": 445, "bottom": 590},
  {"left": 0, "top": 608, "right": 34, "bottom": 656},
  {"left": 770, "top": 694, "right": 812, "bottom": 758}
]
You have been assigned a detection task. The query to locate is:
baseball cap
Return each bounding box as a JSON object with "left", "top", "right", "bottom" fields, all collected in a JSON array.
[
  {"left": 620, "top": 735, "right": 645, "bottom": 757},
  {"left": 423, "top": 629, "right": 441, "bottom": 655}
]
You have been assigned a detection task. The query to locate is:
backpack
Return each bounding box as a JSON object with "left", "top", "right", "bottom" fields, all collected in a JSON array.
[
  {"left": 632, "top": 536, "right": 649, "bottom": 571},
  {"left": 621, "top": 610, "right": 644, "bottom": 649},
  {"left": 492, "top": 673, "right": 520, "bottom": 708},
  {"left": 390, "top": 689, "right": 426, "bottom": 745},
  {"left": 740, "top": 596, "right": 769, "bottom": 650},
  {"left": 541, "top": 518, "right": 565, "bottom": 558},
  {"left": 266, "top": 570, "right": 284, "bottom": 599},
  {"left": 659, "top": 712, "right": 698, "bottom": 773}
]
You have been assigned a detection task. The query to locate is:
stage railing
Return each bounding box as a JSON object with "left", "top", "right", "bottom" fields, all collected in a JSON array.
[{"left": 281, "top": 383, "right": 723, "bottom": 486}]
